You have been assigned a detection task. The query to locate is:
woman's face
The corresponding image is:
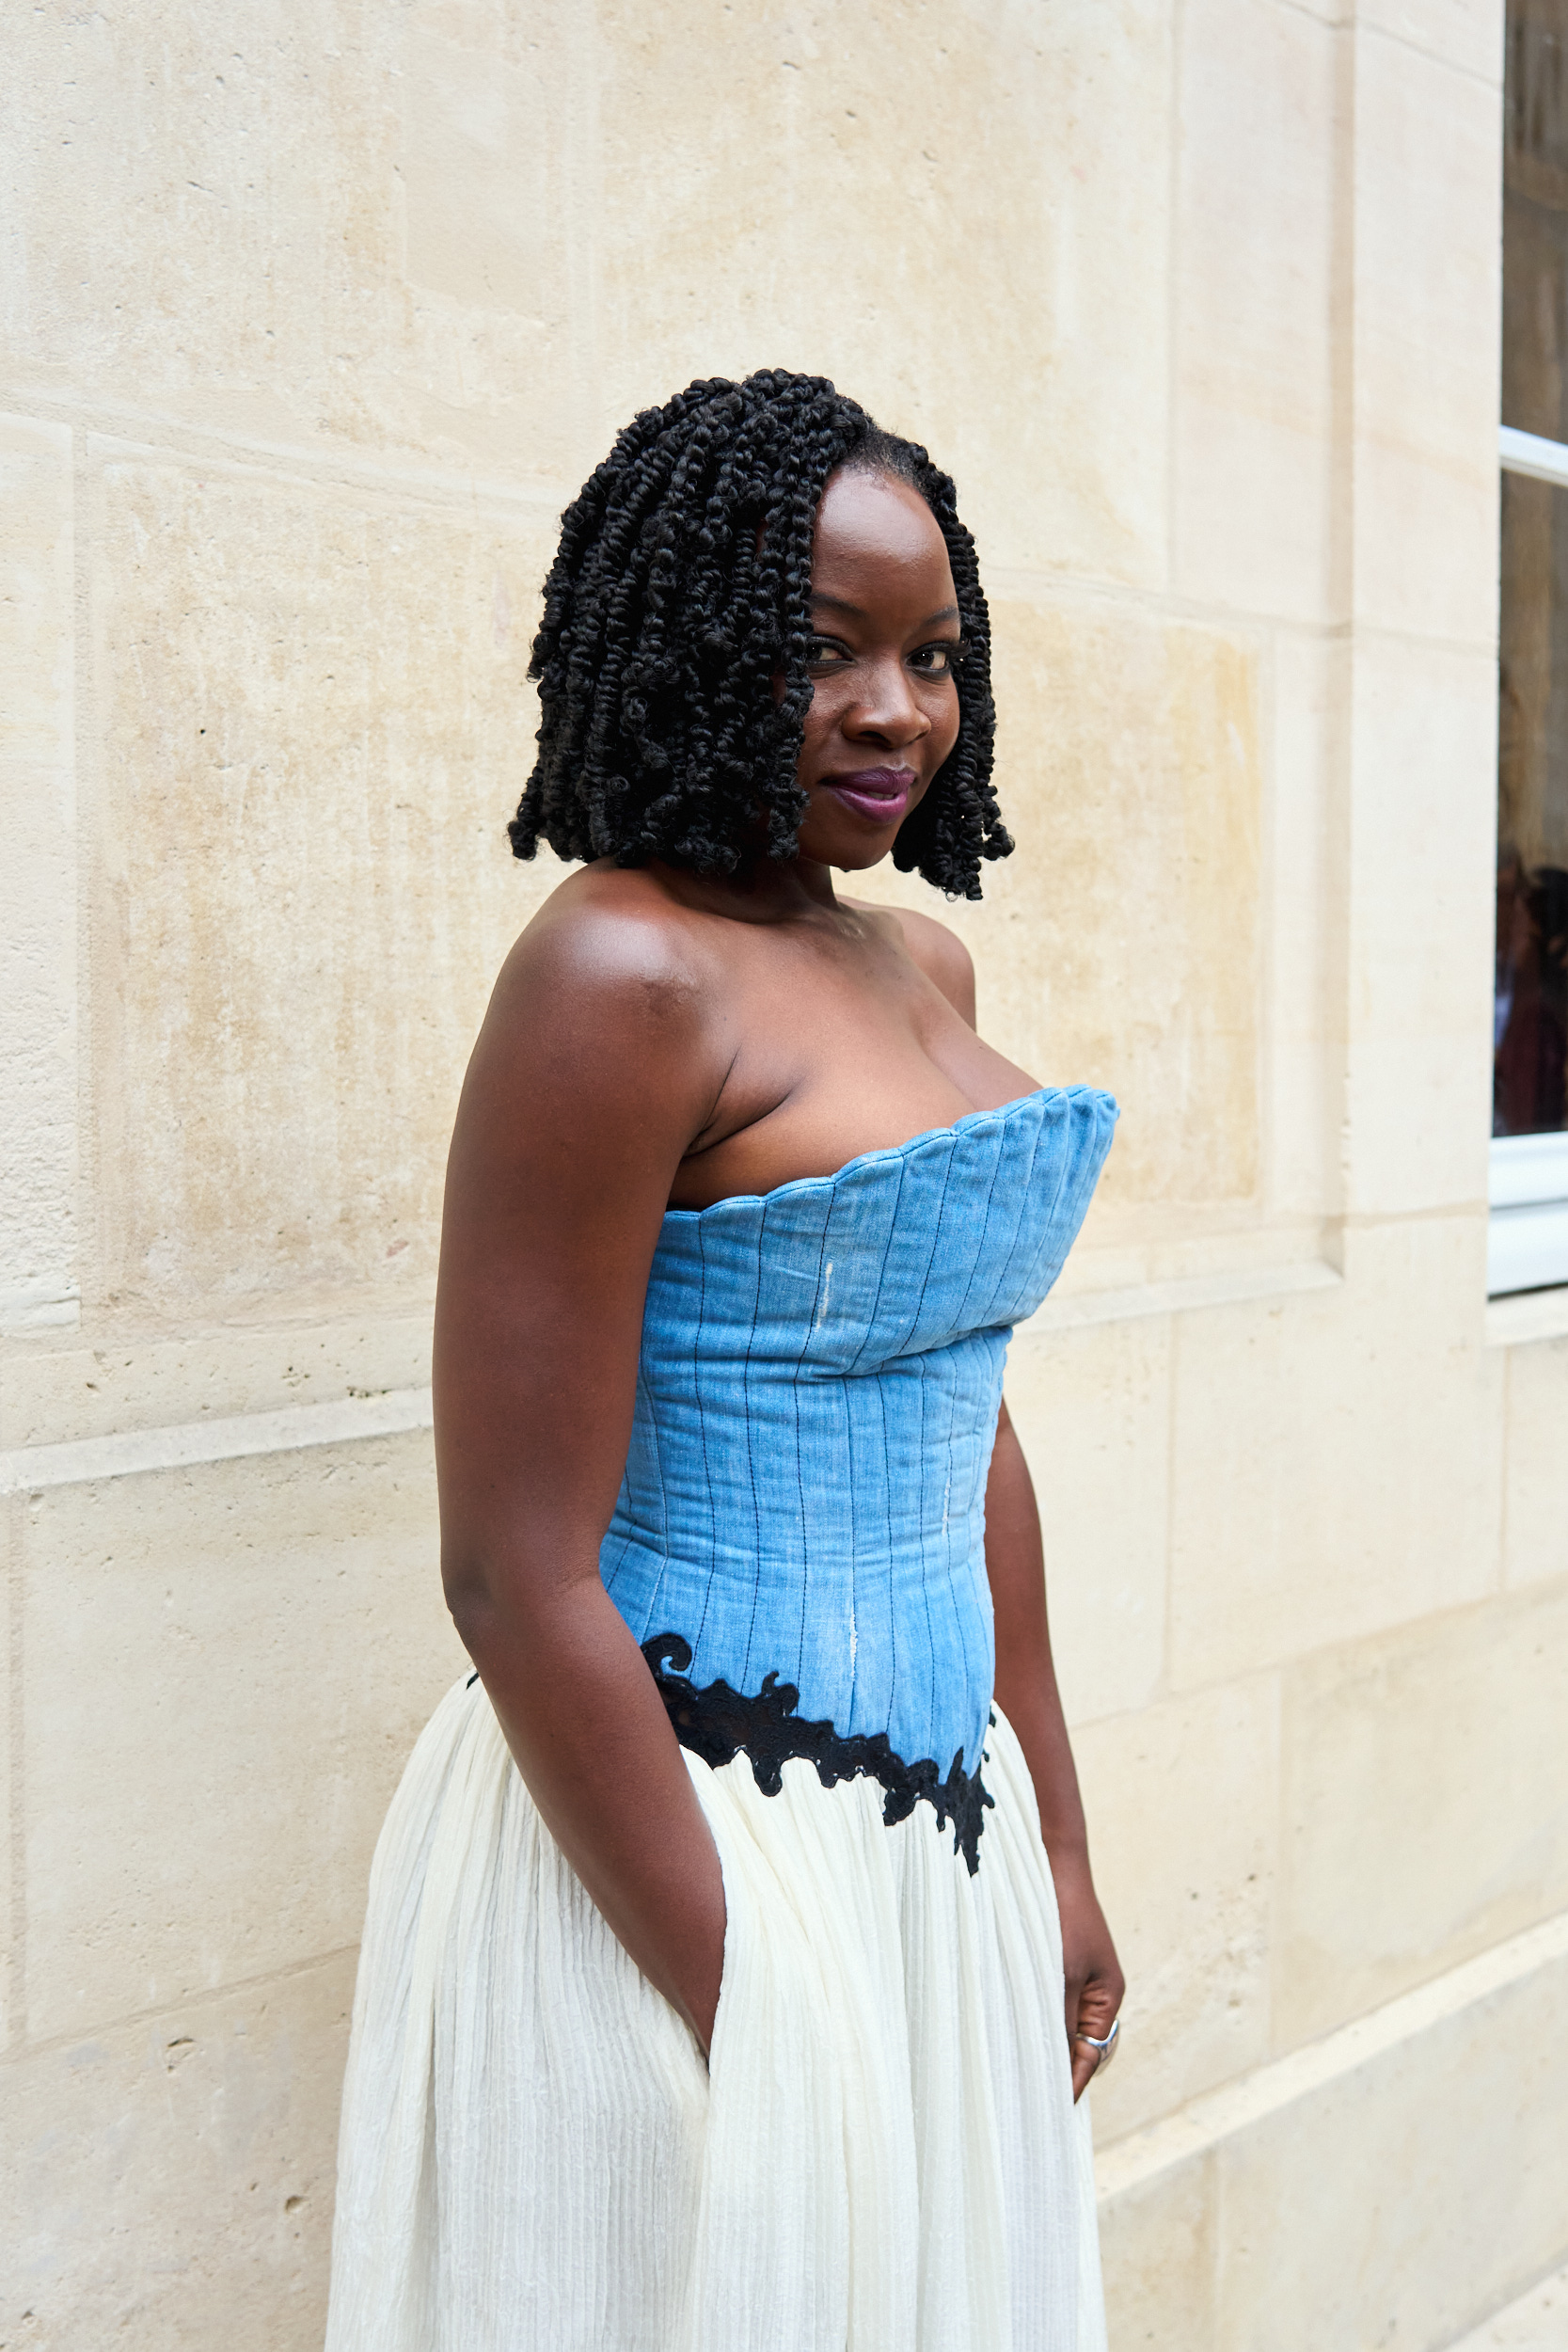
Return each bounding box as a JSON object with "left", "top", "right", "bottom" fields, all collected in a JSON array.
[{"left": 792, "top": 468, "right": 963, "bottom": 872}]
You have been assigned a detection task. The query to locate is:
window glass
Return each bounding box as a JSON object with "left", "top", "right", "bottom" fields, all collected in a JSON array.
[{"left": 1498, "top": 1, "right": 1568, "bottom": 1136}]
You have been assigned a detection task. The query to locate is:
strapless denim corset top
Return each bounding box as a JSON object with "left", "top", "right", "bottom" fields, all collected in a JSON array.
[{"left": 600, "top": 1086, "right": 1118, "bottom": 1867}]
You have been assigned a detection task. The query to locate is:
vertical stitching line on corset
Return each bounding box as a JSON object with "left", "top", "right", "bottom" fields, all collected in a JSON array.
[
  {"left": 844, "top": 1159, "right": 900, "bottom": 1739},
  {"left": 689, "top": 1221, "right": 717, "bottom": 1662},
  {"left": 972, "top": 1340, "right": 1004, "bottom": 1762},
  {"left": 943, "top": 1339, "right": 974, "bottom": 1761},
  {"left": 603, "top": 1359, "right": 649, "bottom": 1603},
  {"left": 1038, "top": 1093, "right": 1117, "bottom": 1300},
  {"left": 843, "top": 1357, "right": 859, "bottom": 1733},
  {"left": 955, "top": 1128, "right": 1008, "bottom": 1331},
  {"left": 792, "top": 1181, "right": 836, "bottom": 1686},
  {"left": 635, "top": 1351, "right": 673, "bottom": 1639},
  {"left": 1022, "top": 1098, "right": 1085, "bottom": 1302},
  {"left": 876, "top": 1359, "right": 896, "bottom": 1743},
  {"left": 916, "top": 1347, "right": 938, "bottom": 1762},
  {"left": 975, "top": 1099, "right": 1048, "bottom": 1328},
  {"left": 943, "top": 1132, "right": 1003, "bottom": 1767},
  {"left": 738, "top": 1196, "right": 768, "bottom": 1691},
  {"left": 1048, "top": 1095, "right": 1116, "bottom": 1287},
  {"left": 879, "top": 1144, "right": 955, "bottom": 1746},
  {"left": 846, "top": 1156, "right": 905, "bottom": 1376},
  {"left": 895, "top": 1148, "right": 956, "bottom": 1360}
]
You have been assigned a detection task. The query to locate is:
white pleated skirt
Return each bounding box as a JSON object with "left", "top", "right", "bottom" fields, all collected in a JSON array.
[{"left": 325, "top": 1673, "right": 1106, "bottom": 2352}]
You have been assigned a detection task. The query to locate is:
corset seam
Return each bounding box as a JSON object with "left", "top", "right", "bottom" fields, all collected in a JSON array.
[
  {"left": 643, "top": 1632, "right": 995, "bottom": 1874},
  {"left": 846, "top": 1152, "right": 906, "bottom": 1378},
  {"left": 689, "top": 1221, "right": 717, "bottom": 1661},
  {"left": 792, "top": 1181, "right": 836, "bottom": 1685},
  {"left": 737, "top": 1196, "right": 768, "bottom": 1689}
]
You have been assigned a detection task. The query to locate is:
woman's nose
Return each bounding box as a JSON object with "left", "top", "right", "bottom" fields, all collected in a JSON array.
[{"left": 844, "top": 657, "right": 931, "bottom": 744}]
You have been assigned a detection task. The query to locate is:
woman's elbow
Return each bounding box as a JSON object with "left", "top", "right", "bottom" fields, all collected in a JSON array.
[{"left": 441, "top": 1543, "right": 508, "bottom": 1658}]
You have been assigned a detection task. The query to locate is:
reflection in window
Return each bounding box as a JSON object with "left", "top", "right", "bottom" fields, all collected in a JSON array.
[{"left": 1499, "top": 2, "right": 1568, "bottom": 1136}]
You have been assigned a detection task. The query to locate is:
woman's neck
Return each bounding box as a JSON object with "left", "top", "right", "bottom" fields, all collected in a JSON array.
[{"left": 643, "top": 850, "right": 844, "bottom": 926}]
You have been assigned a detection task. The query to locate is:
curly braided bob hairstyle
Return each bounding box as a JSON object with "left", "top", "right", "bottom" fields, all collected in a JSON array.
[{"left": 508, "top": 369, "right": 1012, "bottom": 899}]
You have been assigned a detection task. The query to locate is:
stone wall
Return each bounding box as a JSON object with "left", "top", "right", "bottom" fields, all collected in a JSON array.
[{"left": 4, "top": 3, "right": 1563, "bottom": 2346}]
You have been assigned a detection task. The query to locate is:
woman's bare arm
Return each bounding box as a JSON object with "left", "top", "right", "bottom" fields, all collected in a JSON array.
[
  {"left": 434, "top": 893, "right": 730, "bottom": 2052},
  {"left": 987, "top": 1398, "right": 1124, "bottom": 2099},
  {"left": 887, "top": 913, "right": 1122, "bottom": 2085}
]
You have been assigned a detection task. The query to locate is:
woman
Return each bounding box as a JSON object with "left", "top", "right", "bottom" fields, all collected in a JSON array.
[{"left": 326, "top": 370, "right": 1123, "bottom": 2352}]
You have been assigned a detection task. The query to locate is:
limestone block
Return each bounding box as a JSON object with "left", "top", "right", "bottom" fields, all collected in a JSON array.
[
  {"left": 2, "top": 1950, "right": 351, "bottom": 2352},
  {"left": 1097, "top": 1920, "right": 1568, "bottom": 2352},
  {"left": 1211, "top": 1934, "right": 1568, "bottom": 2351},
  {"left": 591, "top": 0, "right": 1173, "bottom": 588},
  {"left": 92, "top": 456, "right": 563, "bottom": 1310},
  {"left": 395, "top": 8, "right": 589, "bottom": 481},
  {"left": 2, "top": 0, "right": 1178, "bottom": 538},
  {"left": 1264, "top": 632, "right": 1335, "bottom": 1221},
  {"left": 1358, "top": 0, "right": 1506, "bottom": 93},
  {"left": 1071, "top": 1677, "right": 1278, "bottom": 2141},
  {"left": 1348, "top": 27, "right": 1501, "bottom": 646},
  {"left": 1276, "top": 1581, "right": 1568, "bottom": 2044},
  {"left": 1098, "top": 2150, "right": 1217, "bottom": 2352},
  {"left": 863, "top": 595, "right": 1262, "bottom": 1224},
  {"left": 20, "top": 1430, "right": 465, "bottom": 2042},
  {"left": 1003, "top": 1314, "right": 1170, "bottom": 1727},
  {"left": 4, "top": 1307, "right": 435, "bottom": 1450},
  {"left": 1447, "top": 2264, "right": 1568, "bottom": 2352},
  {"left": 403, "top": 19, "right": 569, "bottom": 318},
  {"left": 1342, "top": 637, "right": 1497, "bottom": 1219},
  {"left": 1502, "top": 1337, "right": 1568, "bottom": 1592},
  {"left": 1174, "top": 0, "right": 1337, "bottom": 620},
  {"left": 1167, "top": 1216, "right": 1504, "bottom": 1686},
  {"left": 0, "top": 1500, "right": 13, "bottom": 2049},
  {"left": 0, "top": 3, "right": 583, "bottom": 479},
  {"left": 0, "top": 416, "right": 77, "bottom": 1334}
]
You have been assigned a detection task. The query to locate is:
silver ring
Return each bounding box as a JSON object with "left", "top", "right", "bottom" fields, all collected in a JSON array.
[{"left": 1074, "top": 2017, "right": 1119, "bottom": 2072}]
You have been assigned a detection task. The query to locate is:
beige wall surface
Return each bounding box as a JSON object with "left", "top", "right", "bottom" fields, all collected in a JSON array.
[{"left": 4, "top": 3, "right": 1563, "bottom": 2347}]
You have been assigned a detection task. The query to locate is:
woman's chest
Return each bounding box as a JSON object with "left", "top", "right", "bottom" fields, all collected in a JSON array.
[{"left": 670, "top": 931, "right": 1037, "bottom": 1211}]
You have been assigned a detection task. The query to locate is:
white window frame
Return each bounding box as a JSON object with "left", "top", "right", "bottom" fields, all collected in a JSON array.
[{"left": 1493, "top": 424, "right": 1568, "bottom": 1295}]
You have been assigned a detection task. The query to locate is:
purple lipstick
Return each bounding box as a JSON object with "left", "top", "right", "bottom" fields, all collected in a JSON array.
[{"left": 820, "top": 766, "right": 916, "bottom": 824}]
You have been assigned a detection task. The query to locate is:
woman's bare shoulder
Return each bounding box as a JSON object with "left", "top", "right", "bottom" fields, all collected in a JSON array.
[
  {"left": 477, "top": 863, "right": 731, "bottom": 1110},
  {"left": 501, "top": 862, "right": 718, "bottom": 1007},
  {"left": 847, "top": 896, "right": 976, "bottom": 1025}
]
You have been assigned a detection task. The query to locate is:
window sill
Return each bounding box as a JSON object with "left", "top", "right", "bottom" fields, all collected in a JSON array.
[
  {"left": 1487, "top": 1137, "right": 1568, "bottom": 1296},
  {"left": 1484, "top": 1286, "right": 1568, "bottom": 1347},
  {"left": 1487, "top": 1199, "right": 1568, "bottom": 1296}
]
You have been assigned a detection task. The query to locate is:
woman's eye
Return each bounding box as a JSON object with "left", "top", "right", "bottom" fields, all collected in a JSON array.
[
  {"left": 910, "top": 643, "right": 962, "bottom": 678},
  {"left": 806, "top": 636, "right": 851, "bottom": 667}
]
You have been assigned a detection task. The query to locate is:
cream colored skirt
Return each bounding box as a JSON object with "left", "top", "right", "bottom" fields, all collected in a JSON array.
[{"left": 325, "top": 1674, "right": 1105, "bottom": 2352}]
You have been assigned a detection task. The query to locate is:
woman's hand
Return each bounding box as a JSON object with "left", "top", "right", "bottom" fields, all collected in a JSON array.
[{"left": 1054, "top": 1853, "right": 1125, "bottom": 2103}]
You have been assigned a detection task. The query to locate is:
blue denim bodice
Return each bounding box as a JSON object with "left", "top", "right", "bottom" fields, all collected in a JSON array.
[{"left": 600, "top": 1088, "right": 1117, "bottom": 1797}]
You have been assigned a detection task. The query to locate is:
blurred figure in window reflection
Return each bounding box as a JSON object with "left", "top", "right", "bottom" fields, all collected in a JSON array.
[{"left": 1495, "top": 847, "right": 1568, "bottom": 1135}]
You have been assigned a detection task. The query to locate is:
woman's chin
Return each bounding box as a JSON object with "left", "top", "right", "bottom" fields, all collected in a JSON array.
[{"left": 796, "top": 819, "right": 903, "bottom": 873}]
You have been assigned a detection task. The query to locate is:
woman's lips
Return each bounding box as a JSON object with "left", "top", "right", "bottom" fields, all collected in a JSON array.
[{"left": 819, "top": 767, "right": 916, "bottom": 824}]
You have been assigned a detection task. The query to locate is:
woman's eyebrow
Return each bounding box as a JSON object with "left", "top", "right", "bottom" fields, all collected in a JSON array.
[{"left": 809, "top": 592, "right": 961, "bottom": 628}]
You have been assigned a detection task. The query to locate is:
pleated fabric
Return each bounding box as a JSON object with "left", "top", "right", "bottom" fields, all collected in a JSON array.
[
  {"left": 328, "top": 1090, "right": 1118, "bottom": 2346},
  {"left": 325, "top": 1672, "right": 1105, "bottom": 2352}
]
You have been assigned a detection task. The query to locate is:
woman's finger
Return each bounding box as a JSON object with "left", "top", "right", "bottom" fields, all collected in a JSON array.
[
  {"left": 1069, "top": 2036, "right": 1100, "bottom": 2101},
  {"left": 1061, "top": 1964, "right": 1087, "bottom": 2065},
  {"left": 1069, "top": 1971, "right": 1122, "bottom": 2103},
  {"left": 1076, "top": 1972, "right": 1120, "bottom": 2039}
]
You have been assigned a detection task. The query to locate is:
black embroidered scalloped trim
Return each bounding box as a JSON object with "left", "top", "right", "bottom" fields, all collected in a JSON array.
[{"left": 642, "top": 1632, "right": 994, "bottom": 1874}]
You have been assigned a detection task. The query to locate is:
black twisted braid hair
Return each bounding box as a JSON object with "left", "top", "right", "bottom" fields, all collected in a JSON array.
[{"left": 508, "top": 369, "right": 1012, "bottom": 899}]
